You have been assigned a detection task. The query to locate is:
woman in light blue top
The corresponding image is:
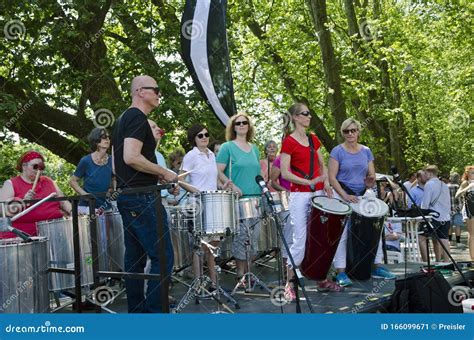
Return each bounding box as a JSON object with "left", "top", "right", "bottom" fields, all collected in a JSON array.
[
  {"left": 329, "top": 118, "right": 395, "bottom": 286},
  {"left": 216, "top": 112, "right": 262, "bottom": 279}
]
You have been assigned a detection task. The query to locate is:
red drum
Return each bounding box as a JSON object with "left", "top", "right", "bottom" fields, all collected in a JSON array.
[
  {"left": 346, "top": 196, "right": 389, "bottom": 280},
  {"left": 300, "top": 196, "right": 352, "bottom": 280}
]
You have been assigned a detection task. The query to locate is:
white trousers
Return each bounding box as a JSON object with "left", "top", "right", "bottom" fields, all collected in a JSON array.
[
  {"left": 279, "top": 210, "right": 293, "bottom": 259},
  {"left": 287, "top": 191, "right": 324, "bottom": 268},
  {"left": 332, "top": 192, "right": 384, "bottom": 269}
]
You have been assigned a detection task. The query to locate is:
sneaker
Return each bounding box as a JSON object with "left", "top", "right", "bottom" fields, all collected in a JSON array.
[
  {"left": 335, "top": 272, "right": 353, "bottom": 287},
  {"left": 284, "top": 284, "right": 296, "bottom": 302},
  {"left": 372, "top": 267, "right": 396, "bottom": 280}
]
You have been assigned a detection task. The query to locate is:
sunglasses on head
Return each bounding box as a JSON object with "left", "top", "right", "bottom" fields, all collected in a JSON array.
[
  {"left": 343, "top": 128, "right": 359, "bottom": 135},
  {"left": 297, "top": 110, "right": 311, "bottom": 117},
  {"left": 30, "top": 163, "right": 45, "bottom": 171},
  {"left": 197, "top": 132, "right": 209, "bottom": 139},
  {"left": 139, "top": 86, "right": 161, "bottom": 95},
  {"left": 234, "top": 120, "right": 249, "bottom": 126}
]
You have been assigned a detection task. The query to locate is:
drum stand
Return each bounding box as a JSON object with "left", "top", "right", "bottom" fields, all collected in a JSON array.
[
  {"left": 232, "top": 220, "right": 272, "bottom": 295},
  {"left": 174, "top": 235, "right": 239, "bottom": 313}
]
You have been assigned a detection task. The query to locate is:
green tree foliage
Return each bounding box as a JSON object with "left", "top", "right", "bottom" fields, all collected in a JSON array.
[{"left": 0, "top": 0, "right": 472, "bottom": 183}]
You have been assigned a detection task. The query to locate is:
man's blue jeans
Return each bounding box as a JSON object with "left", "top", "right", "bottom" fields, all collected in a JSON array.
[{"left": 117, "top": 192, "right": 174, "bottom": 313}]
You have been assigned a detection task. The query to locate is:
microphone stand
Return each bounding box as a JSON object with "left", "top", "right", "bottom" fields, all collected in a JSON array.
[
  {"left": 391, "top": 176, "right": 472, "bottom": 292},
  {"left": 261, "top": 193, "right": 314, "bottom": 313}
]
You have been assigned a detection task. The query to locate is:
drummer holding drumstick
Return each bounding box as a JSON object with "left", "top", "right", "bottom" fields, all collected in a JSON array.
[
  {"left": 280, "top": 103, "right": 340, "bottom": 300},
  {"left": 0, "top": 150, "right": 72, "bottom": 239},
  {"left": 328, "top": 118, "right": 395, "bottom": 287},
  {"left": 179, "top": 124, "right": 230, "bottom": 289},
  {"left": 216, "top": 113, "right": 262, "bottom": 281}
]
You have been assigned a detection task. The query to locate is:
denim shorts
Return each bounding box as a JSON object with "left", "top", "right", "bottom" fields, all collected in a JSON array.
[{"left": 451, "top": 213, "right": 464, "bottom": 227}]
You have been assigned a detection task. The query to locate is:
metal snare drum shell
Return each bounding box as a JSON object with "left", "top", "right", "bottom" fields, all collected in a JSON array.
[
  {"left": 0, "top": 237, "right": 49, "bottom": 313},
  {"left": 199, "top": 191, "right": 238, "bottom": 235}
]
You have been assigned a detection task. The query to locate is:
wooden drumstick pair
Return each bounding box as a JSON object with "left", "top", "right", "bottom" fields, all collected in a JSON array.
[{"left": 31, "top": 170, "right": 41, "bottom": 192}]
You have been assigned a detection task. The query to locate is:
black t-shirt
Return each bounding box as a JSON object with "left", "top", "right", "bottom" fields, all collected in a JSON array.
[{"left": 112, "top": 107, "right": 157, "bottom": 188}]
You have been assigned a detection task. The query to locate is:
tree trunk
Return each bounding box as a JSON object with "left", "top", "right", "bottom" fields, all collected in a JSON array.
[{"left": 306, "top": 0, "right": 347, "bottom": 143}]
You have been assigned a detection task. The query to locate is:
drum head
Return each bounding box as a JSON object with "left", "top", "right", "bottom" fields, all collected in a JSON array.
[
  {"left": 311, "top": 196, "right": 352, "bottom": 215},
  {"left": 351, "top": 197, "right": 389, "bottom": 218}
]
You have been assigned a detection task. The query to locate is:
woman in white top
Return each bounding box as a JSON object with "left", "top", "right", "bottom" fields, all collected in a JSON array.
[{"left": 180, "top": 124, "right": 227, "bottom": 288}]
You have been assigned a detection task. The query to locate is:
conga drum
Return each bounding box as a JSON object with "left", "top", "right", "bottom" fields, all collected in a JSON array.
[
  {"left": 300, "top": 196, "right": 352, "bottom": 280},
  {"left": 346, "top": 196, "right": 389, "bottom": 280}
]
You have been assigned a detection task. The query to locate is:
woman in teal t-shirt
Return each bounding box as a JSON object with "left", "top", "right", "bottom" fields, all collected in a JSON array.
[{"left": 216, "top": 112, "right": 262, "bottom": 280}]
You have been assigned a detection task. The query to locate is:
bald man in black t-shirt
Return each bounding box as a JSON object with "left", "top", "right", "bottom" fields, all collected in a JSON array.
[{"left": 113, "top": 75, "right": 178, "bottom": 313}]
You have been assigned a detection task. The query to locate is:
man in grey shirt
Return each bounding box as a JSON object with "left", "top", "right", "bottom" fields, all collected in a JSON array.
[{"left": 419, "top": 165, "right": 451, "bottom": 262}]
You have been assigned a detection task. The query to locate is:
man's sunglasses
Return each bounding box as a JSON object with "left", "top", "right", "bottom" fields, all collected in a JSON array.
[
  {"left": 234, "top": 121, "right": 249, "bottom": 126},
  {"left": 197, "top": 132, "right": 210, "bottom": 139},
  {"left": 139, "top": 86, "right": 161, "bottom": 95},
  {"left": 30, "top": 163, "right": 45, "bottom": 171},
  {"left": 297, "top": 110, "right": 311, "bottom": 117},
  {"left": 342, "top": 128, "right": 359, "bottom": 135}
]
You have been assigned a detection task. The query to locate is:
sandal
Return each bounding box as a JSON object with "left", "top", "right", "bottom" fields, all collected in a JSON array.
[{"left": 317, "top": 279, "right": 344, "bottom": 292}]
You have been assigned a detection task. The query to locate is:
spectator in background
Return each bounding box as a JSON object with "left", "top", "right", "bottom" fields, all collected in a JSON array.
[
  {"left": 408, "top": 170, "right": 426, "bottom": 208},
  {"left": 420, "top": 165, "right": 451, "bottom": 262},
  {"left": 448, "top": 172, "right": 464, "bottom": 248}
]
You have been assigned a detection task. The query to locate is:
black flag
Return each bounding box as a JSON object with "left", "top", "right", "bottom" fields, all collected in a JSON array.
[{"left": 181, "top": 0, "right": 236, "bottom": 126}]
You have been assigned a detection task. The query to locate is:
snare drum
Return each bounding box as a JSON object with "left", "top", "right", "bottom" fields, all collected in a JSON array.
[
  {"left": 238, "top": 197, "right": 262, "bottom": 220},
  {"left": 300, "top": 196, "right": 352, "bottom": 280},
  {"left": 0, "top": 237, "right": 49, "bottom": 313},
  {"left": 102, "top": 212, "right": 125, "bottom": 272},
  {"left": 257, "top": 217, "right": 279, "bottom": 253},
  {"left": 166, "top": 206, "right": 192, "bottom": 270},
  {"left": 262, "top": 191, "right": 290, "bottom": 215},
  {"left": 346, "top": 196, "right": 389, "bottom": 280},
  {"left": 37, "top": 217, "right": 107, "bottom": 291},
  {"left": 198, "top": 191, "right": 238, "bottom": 235}
]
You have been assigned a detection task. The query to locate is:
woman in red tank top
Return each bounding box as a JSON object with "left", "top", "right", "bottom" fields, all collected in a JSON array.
[{"left": 0, "top": 151, "right": 71, "bottom": 238}]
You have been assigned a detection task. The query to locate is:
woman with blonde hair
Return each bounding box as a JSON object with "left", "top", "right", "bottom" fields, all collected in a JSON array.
[
  {"left": 456, "top": 165, "right": 474, "bottom": 259},
  {"left": 329, "top": 117, "right": 395, "bottom": 286},
  {"left": 216, "top": 113, "right": 263, "bottom": 282},
  {"left": 280, "top": 103, "right": 340, "bottom": 300}
]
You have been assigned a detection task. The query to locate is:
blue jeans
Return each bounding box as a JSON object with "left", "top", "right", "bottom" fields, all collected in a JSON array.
[{"left": 117, "top": 193, "right": 174, "bottom": 313}]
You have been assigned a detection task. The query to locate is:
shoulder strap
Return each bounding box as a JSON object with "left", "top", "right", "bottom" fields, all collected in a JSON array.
[
  {"left": 308, "top": 134, "right": 315, "bottom": 180},
  {"left": 430, "top": 181, "right": 443, "bottom": 207}
]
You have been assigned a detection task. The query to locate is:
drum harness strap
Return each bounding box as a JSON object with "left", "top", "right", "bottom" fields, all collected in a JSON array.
[{"left": 291, "top": 134, "right": 316, "bottom": 192}]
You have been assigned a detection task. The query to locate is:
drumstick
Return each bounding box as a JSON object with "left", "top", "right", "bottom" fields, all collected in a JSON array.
[
  {"left": 229, "top": 157, "right": 232, "bottom": 181},
  {"left": 177, "top": 170, "right": 194, "bottom": 178},
  {"left": 31, "top": 170, "right": 41, "bottom": 191},
  {"left": 177, "top": 180, "right": 200, "bottom": 193}
]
